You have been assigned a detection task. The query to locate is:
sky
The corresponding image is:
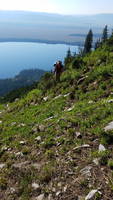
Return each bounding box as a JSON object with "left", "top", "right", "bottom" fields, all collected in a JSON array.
[{"left": 0, "top": 0, "right": 113, "bottom": 15}]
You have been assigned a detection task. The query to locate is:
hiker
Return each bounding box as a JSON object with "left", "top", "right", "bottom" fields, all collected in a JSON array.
[{"left": 54, "top": 61, "right": 64, "bottom": 81}]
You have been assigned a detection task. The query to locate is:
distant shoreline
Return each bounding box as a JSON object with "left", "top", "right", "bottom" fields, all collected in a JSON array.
[{"left": 0, "top": 38, "right": 83, "bottom": 47}]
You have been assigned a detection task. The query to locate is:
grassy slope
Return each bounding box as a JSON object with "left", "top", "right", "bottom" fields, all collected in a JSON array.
[{"left": 0, "top": 41, "right": 113, "bottom": 199}]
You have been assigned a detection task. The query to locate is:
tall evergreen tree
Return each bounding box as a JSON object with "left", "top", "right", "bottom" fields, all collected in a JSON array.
[
  {"left": 102, "top": 25, "right": 108, "bottom": 42},
  {"left": 83, "top": 29, "right": 93, "bottom": 54},
  {"left": 66, "top": 48, "right": 71, "bottom": 58},
  {"left": 95, "top": 38, "right": 101, "bottom": 50}
]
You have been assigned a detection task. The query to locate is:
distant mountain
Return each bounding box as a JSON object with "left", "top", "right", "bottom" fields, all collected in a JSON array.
[
  {"left": 0, "top": 69, "right": 46, "bottom": 96},
  {"left": 0, "top": 11, "right": 113, "bottom": 45}
]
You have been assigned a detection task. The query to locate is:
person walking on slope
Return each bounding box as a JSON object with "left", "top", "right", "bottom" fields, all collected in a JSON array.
[{"left": 54, "top": 61, "right": 64, "bottom": 82}]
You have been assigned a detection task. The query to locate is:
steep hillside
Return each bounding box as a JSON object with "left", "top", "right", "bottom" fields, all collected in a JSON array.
[{"left": 0, "top": 39, "right": 113, "bottom": 200}]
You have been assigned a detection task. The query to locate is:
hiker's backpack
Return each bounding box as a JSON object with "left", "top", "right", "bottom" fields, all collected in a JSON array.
[{"left": 56, "top": 62, "right": 63, "bottom": 73}]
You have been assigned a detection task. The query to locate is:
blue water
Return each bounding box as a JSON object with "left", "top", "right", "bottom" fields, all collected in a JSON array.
[{"left": 0, "top": 42, "right": 79, "bottom": 79}]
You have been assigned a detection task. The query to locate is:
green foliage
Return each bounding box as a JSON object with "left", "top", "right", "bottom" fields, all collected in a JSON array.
[
  {"left": 102, "top": 25, "right": 108, "bottom": 43},
  {"left": 83, "top": 29, "right": 93, "bottom": 54},
  {"left": 108, "top": 159, "right": 113, "bottom": 169}
]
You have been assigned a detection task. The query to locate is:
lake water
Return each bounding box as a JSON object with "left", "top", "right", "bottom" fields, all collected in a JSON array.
[{"left": 0, "top": 42, "right": 79, "bottom": 79}]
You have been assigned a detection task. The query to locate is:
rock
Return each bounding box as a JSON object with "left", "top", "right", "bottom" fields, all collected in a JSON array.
[
  {"left": 19, "top": 141, "right": 26, "bottom": 145},
  {"left": 54, "top": 94, "right": 62, "bottom": 99},
  {"left": 1, "top": 146, "right": 8, "bottom": 151},
  {"left": 11, "top": 122, "right": 17, "bottom": 126},
  {"left": 99, "top": 144, "right": 106, "bottom": 152},
  {"left": 88, "top": 100, "right": 93, "bottom": 104},
  {"left": 12, "top": 161, "right": 30, "bottom": 169},
  {"left": 78, "top": 196, "right": 85, "bottom": 200},
  {"left": 104, "top": 121, "right": 113, "bottom": 131},
  {"left": 48, "top": 194, "right": 53, "bottom": 200},
  {"left": 63, "top": 185, "right": 68, "bottom": 192},
  {"left": 85, "top": 189, "right": 101, "bottom": 200},
  {"left": 107, "top": 99, "right": 113, "bottom": 103},
  {"left": 18, "top": 123, "right": 26, "bottom": 127},
  {"left": 93, "top": 158, "right": 100, "bottom": 165},
  {"left": 35, "top": 194, "right": 45, "bottom": 200},
  {"left": 15, "top": 98, "right": 19, "bottom": 102},
  {"left": 57, "top": 182, "right": 62, "bottom": 187},
  {"left": 80, "top": 166, "right": 92, "bottom": 177},
  {"left": 0, "top": 163, "right": 6, "bottom": 169},
  {"left": 63, "top": 93, "right": 70, "bottom": 97},
  {"left": 39, "top": 125, "right": 45, "bottom": 132},
  {"left": 15, "top": 152, "right": 24, "bottom": 157},
  {"left": 32, "top": 163, "right": 41, "bottom": 170},
  {"left": 32, "top": 182, "right": 40, "bottom": 190},
  {"left": 56, "top": 191, "right": 61, "bottom": 196},
  {"left": 73, "top": 144, "right": 90, "bottom": 150},
  {"left": 43, "top": 96, "right": 49, "bottom": 101},
  {"left": 75, "top": 132, "right": 82, "bottom": 138},
  {"left": 32, "top": 125, "right": 39, "bottom": 133},
  {"left": 0, "top": 120, "right": 2, "bottom": 124},
  {"left": 35, "top": 136, "right": 41, "bottom": 142},
  {"left": 65, "top": 105, "right": 74, "bottom": 112},
  {"left": 10, "top": 187, "right": 16, "bottom": 194},
  {"left": 44, "top": 116, "right": 54, "bottom": 121}
]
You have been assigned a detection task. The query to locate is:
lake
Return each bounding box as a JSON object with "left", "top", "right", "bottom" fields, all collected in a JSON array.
[{"left": 0, "top": 42, "right": 79, "bottom": 79}]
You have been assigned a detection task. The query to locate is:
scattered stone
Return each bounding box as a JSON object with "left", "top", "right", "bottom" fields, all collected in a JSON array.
[
  {"left": 104, "top": 121, "right": 113, "bottom": 131},
  {"left": 63, "top": 93, "right": 70, "bottom": 97},
  {"left": 39, "top": 125, "right": 45, "bottom": 132},
  {"left": 88, "top": 100, "right": 93, "bottom": 104},
  {"left": 56, "top": 191, "right": 61, "bottom": 196},
  {"left": 15, "top": 98, "right": 19, "bottom": 102},
  {"left": 32, "top": 182, "right": 40, "bottom": 190},
  {"left": 18, "top": 123, "right": 26, "bottom": 127},
  {"left": 10, "top": 187, "right": 16, "bottom": 194},
  {"left": 12, "top": 161, "right": 30, "bottom": 169},
  {"left": 0, "top": 163, "right": 6, "bottom": 169},
  {"left": 54, "top": 94, "right": 62, "bottom": 100},
  {"left": 44, "top": 116, "right": 55, "bottom": 121},
  {"left": 43, "top": 96, "right": 49, "bottom": 101},
  {"left": 32, "top": 124, "right": 39, "bottom": 133},
  {"left": 1, "top": 146, "right": 8, "bottom": 151},
  {"left": 57, "top": 182, "right": 62, "bottom": 187},
  {"left": 107, "top": 99, "right": 113, "bottom": 103},
  {"left": 35, "top": 194, "right": 45, "bottom": 200},
  {"left": 48, "top": 194, "right": 53, "bottom": 200},
  {"left": 78, "top": 196, "right": 85, "bottom": 200},
  {"left": 75, "top": 132, "right": 82, "bottom": 138},
  {"left": 15, "top": 152, "right": 24, "bottom": 157},
  {"left": 93, "top": 158, "right": 100, "bottom": 166},
  {"left": 73, "top": 144, "right": 90, "bottom": 150},
  {"left": 19, "top": 141, "right": 26, "bottom": 145},
  {"left": 32, "top": 163, "right": 41, "bottom": 170},
  {"left": 85, "top": 189, "right": 101, "bottom": 200},
  {"left": 65, "top": 105, "right": 74, "bottom": 112},
  {"left": 99, "top": 144, "right": 106, "bottom": 152},
  {"left": 0, "top": 120, "right": 2, "bottom": 124},
  {"left": 11, "top": 122, "right": 17, "bottom": 126},
  {"left": 63, "top": 185, "right": 68, "bottom": 192},
  {"left": 80, "top": 166, "right": 92, "bottom": 177},
  {"left": 35, "top": 136, "right": 41, "bottom": 142}
]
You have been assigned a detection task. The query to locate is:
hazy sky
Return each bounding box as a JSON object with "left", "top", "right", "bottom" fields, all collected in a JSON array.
[{"left": 0, "top": 0, "right": 113, "bottom": 15}]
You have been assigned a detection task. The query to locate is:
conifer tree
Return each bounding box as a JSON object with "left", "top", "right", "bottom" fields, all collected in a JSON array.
[
  {"left": 83, "top": 29, "right": 93, "bottom": 54},
  {"left": 102, "top": 25, "right": 108, "bottom": 42},
  {"left": 66, "top": 48, "right": 71, "bottom": 58},
  {"left": 95, "top": 38, "right": 101, "bottom": 50}
]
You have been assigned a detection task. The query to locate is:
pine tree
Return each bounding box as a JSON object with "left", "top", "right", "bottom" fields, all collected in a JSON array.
[
  {"left": 66, "top": 48, "right": 71, "bottom": 58},
  {"left": 95, "top": 38, "right": 101, "bottom": 50},
  {"left": 83, "top": 29, "right": 93, "bottom": 54},
  {"left": 102, "top": 25, "right": 108, "bottom": 42}
]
